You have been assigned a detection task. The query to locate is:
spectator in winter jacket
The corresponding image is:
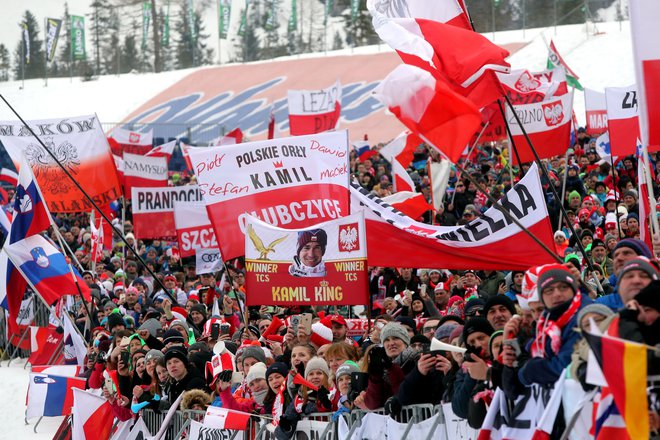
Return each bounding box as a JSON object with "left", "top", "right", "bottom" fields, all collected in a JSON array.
[
  {"left": 163, "top": 346, "right": 208, "bottom": 404},
  {"left": 483, "top": 296, "right": 515, "bottom": 331},
  {"left": 600, "top": 239, "right": 655, "bottom": 309}
]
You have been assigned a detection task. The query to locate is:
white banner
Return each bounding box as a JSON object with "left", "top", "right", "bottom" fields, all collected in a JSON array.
[
  {"left": 287, "top": 80, "right": 341, "bottom": 115},
  {"left": 196, "top": 248, "right": 223, "bottom": 275},
  {"left": 123, "top": 152, "right": 168, "bottom": 182},
  {"left": 17, "top": 297, "right": 34, "bottom": 326},
  {"left": 174, "top": 202, "right": 217, "bottom": 257},
  {"left": 111, "top": 127, "right": 153, "bottom": 145},
  {"left": 188, "top": 419, "right": 240, "bottom": 440},
  {"left": 442, "top": 403, "right": 479, "bottom": 440}
]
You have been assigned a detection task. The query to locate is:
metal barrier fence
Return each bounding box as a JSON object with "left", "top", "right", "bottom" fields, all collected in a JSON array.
[
  {"left": 0, "top": 296, "right": 57, "bottom": 360},
  {"left": 140, "top": 402, "right": 461, "bottom": 440}
]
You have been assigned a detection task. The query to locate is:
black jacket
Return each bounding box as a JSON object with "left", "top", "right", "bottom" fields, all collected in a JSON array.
[{"left": 168, "top": 368, "right": 208, "bottom": 404}]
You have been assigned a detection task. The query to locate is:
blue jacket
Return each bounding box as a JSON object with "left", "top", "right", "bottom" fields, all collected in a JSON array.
[
  {"left": 518, "top": 296, "right": 593, "bottom": 386},
  {"left": 595, "top": 291, "right": 624, "bottom": 310}
]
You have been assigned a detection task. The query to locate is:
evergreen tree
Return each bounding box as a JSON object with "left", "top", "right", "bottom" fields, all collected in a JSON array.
[
  {"left": 341, "top": 0, "right": 378, "bottom": 48},
  {"left": 13, "top": 10, "right": 46, "bottom": 80},
  {"left": 121, "top": 32, "right": 140, "bottom": 73},
  {"left": 103, "top": 10, "right": 121, "bottom": 75},
  {"left": 174, "top": 2, "right": 210, "bottom": 69},
  {"left": 89, "top": 0, "right": 113, "bottom": 75},
  {"left": 57, "top": 2, "right": 73, "bottom": 77},
  {"left": 0, "top": 44, "right": 11, "bottom": 81}
]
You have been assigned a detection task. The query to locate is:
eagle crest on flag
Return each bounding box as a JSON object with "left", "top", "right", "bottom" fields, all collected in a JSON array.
[
  {"left": 542, "top": 102, "right": 564, "bottom": 126},
  {"left": 338, "top": 223, "right": 359, "bottom": 252},
  {"left": 30, "top": 246, "right": 51, "bottom": 268},
  {"left": 514, "top": 71, "right": 541, "bottom": 92},
  {"left": 25, "top": 137, "right": 80, "bottom": 194}
]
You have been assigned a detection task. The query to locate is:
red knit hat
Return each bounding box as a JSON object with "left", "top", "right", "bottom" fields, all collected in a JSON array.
[{"left": 310, "top": 322, "right": 333, "bottom": 347}]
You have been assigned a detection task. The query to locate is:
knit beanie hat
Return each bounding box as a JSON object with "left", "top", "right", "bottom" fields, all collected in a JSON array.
[
  {"left": 169, "top": 319, "right": 189, "bottom": 333},
  {"left": 410, "top": 334, "right": 431, "bottom": 345},
  {"left": 304, "top": 356, "right": 331, "bottom": 379},
  {"left": 145, "top": 349, "right": 165, "bottom": 363},
  {"left": 536, "top": 264, "right": 578, "bottom": 301},
  {"left": 434, "top": 324, "right": 458, "bottom": 341},
  {"left": 605, "top": 213, "right": 618, "bottom": 228},
  {"left": 163, "top": 329, "right": 185, "bottom": 345},
  {"left": 489, "top": 330, "right": 503, "bottom": 357},
  {"left": 190, "top": 303, "right": 207, "bottom": 317},
  {"left": 483, "top": 295, "right": 516, "bottom": 316},
  {"left": 245, "top": 362, "right": 267, "bottom": 385},
  {"left": 138, "top": 318, "right": 162, "bottom": 338},
  {"left": 617, "top": 257, "right": 660, "bottom": 289},
  {"left": 310, "top": 322, "right": 333, "bottom": 347},
  {"left": 380, "top": 322, "right": 411, "bottom": 346},
  {"left": 576, "top": 304, "right": 615, "bottom": 328},
  {"left": 634, "top": 280, "right": 660, "bottom": 312},
  {"left": 106, "top": 312, "right": 125, "bottom": 330},
  {"left": 464, "top": 298, "right": 485, "bottom": 316},
  {"left": 335, "top": 360, "right": 360, "bottom": 381},
  {"left": 164, "top": 345, "right": 189, "bottom": 366},
  {"left": 394, "top": 316, "right": 417, "bottom": 335},
  {"left": 266, "top": 362, "right": 290, "bottom": 381},
  {"left": 462, "top": 317, "right": 494, "bottom": 343},
  {"left": 296, "top": 229, "right": 327, "bottom": 254},
  {"left": 613, "top": 238, "right": 653, "bottom": 259},
  {"left": 241, "top": 345, "right": 266, "bottom": 365},
  {"left": 568, "top": 190, "right": 581, "bottom": 201}
]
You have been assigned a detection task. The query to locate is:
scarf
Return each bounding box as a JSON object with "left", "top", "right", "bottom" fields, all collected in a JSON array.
[{"left": 530, "top": 291, "right": 582, "bottom": 358}]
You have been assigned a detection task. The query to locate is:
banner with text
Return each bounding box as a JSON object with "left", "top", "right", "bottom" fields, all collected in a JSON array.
[
  {"left": 244, "top": 212, "right": 367, "bottom": 306},
  {"left": 189, "top": 131, "right": 350, "bottom": 259},
  {"left": 174, "top": 202, "right": 218, "bottom": 257},
  {"left": 123, "top": 153, "right": 168, "bottom": 199},
  {"left": 132, "top": 186, "right": 203, "bottom": 239},
  {"left": 351, "top": 163, "right": 556, "bottom": 270},
  {"left": 605, "top": 84, "right": 641, "bottom": 157},
  {"left": 0, "top": 115, "right": 121, "bottom": 212},
  {"left": 497, "top": 68, "right": 567, "bottom": 104},
  {"left": 584, "top": 88, "right": 608, "bottom": 136},
  {"left": 288, "top": 80, "right": 342, "bottom": 135}
]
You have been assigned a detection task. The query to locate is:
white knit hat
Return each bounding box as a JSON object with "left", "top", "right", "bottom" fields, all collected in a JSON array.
[
  {"left": 245, "top": 362, "right": 267, "bottom": 385},
  {"left": 304, "top": 356, "right": 330, "bottom": 379}
]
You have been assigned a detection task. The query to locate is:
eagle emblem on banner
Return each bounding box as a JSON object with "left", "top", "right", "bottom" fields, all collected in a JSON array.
[{"left": 25, "top": 137, "right": 80, "bottom": 194}]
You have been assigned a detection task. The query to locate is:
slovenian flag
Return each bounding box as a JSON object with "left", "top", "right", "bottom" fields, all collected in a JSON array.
[
  {"left": 4, "top": 235, "right": 90, "bottom": 305},
  {"left": 26, "top": 373, "right": 86, "bottom": 420},
  {"left": 9, "top": 160, "right": 52, "bottom": 244}
]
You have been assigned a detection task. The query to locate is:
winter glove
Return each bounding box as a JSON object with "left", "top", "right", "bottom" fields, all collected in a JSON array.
[
  {"left": 384, "top": 396, "right": 402, "bottom": 418},
  {"left": 317, "top": 386, "right": 332, "bottom": 410}
]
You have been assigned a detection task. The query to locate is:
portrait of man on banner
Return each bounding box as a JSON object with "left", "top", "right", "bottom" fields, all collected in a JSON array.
[{"left": 289, "top": 229, "right": 328, "bottom": 278}]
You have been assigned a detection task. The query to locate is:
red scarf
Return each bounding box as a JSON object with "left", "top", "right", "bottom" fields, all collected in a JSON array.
[{"left": 530, "top": 291, "right": 582, "bottom": 358}]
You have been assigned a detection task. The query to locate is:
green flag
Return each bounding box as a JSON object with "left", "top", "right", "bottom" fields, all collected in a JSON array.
[
  {"left": 237, "top": 0, "right": 249, "bottom": 37},
  {"left": 324, "top": 0, "right": 333, "bottom": 24},
  {"left": 188, "top": 0, "right": 197, "bottom": 41},
  {"left": 142, "top": 2, "right": 152, "bottom": 49},
  {"left": 218, "top": 0, "right": 231, "bottom": 39},
  {"left": 71, "top": 15, "right": 86, "bottom": 61},
  {"left": 547, "top": 40, "right": 583, "bottom": 90},
  {"left": 265, "top": 0, "right": 278, "bottom": 31},
  {"left": 288, "top": 0, "right": 297, "bottom": 31},
  {"left": 351, "top": 0, "right": 360, "bottom": 22},
  {"left": 162, "top": 0, "right": 170, "bottom": 47}
]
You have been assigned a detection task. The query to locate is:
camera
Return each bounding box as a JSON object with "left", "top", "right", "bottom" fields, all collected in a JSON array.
[{"left": 348, "top": 372, "right": 369, "bottom": 402}]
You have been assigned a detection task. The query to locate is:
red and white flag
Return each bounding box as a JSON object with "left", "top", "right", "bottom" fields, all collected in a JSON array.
[
  {"left": 352, "top": 162, "right": 556, "bottom": 270},
  {"left": 391, "top": 157, "right": 414, "bottom": 192},
  {"left": 0, "top": 115, "right": 122, "bottom": 213},
  {"left": 112, "top": 154, "right": 124, "bottom": 186},
  {"left": 374, "top": 64, "right": 482, "bottom": 163},
  {"left": 89, "top": 218, "right": 104, "bottom": 263},
  {"left": 370, "top": 14, "right": 510, "bottom": 108},
  {"left": 146, "top": 140, "right": 176, "bottom": 158},
  {"left": 638, "top": 148, "right": 655, "bottom": 251},
  {"left": 203, "top": 406, "right": 251, "bottom": 430},
  {"left": 123, "top": 152, "right": 168, "bottom": 199},
  {"left": 110, "top": 127, "right": 153, "bottom": 146},
  {"left": 379, "top": 131, "right": 423, "bottom": 169},
  {"left": 428, "top": 160, "right": 451, "bottom": 211},
  {"left": 506, "top": 92, "right": 574, "bottom": 163},
  {"left": 605, "top": 85, "right": 641, "bottom": 157},
  {"left": 132, "top": 186, "right": 203, "bottom": 240},
  {"left": 173, "top": 202, "right": 218, "bottom": 258},
  {"left": 0, "top": 168, "right": 18, "bottom": 186},
  {"left": 72, "top": 388, "right": 114, "bottom": 440},
  {"left": 630, "top": 0, "right": 660, "bottom": 150},
  {"left": 189, "top": 131, "right": 350, "bottom": 260},
  {"left": 366, "top": 0, "right": 471, "bottom": 29},
  {"left": 213, "top": 128, "right": 244, "bottom": 146},
  {"left": 382, "top": 191, "right": 432, "bottom": 220},
  {"left": 288, "top": 80, "right": 341, "bottom": 135},
  {"left": 497, "top": 68, "right": 567, "bottom": 105},
  {"left": 180, "top": 141, "right": 194, "bottom": 170},
  {"left": 584, "top": 88, "right": 609, "bottom": 136},
  {"left": 530, "top": 372, "right": 567, "bottom": 439}
]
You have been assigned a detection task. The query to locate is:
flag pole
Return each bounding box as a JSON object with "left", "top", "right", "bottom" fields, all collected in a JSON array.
[
  {"left": 502, "top": 95, "right": 604, "bottom": 293},
  {"left": 417, "top": 133, "right": 562, "bottom": 263},
  {"left": 609, "top": 154, "right": 624, "bottom": 238},
  {"left": 557, "top": 148, "right": 570, "bottom": 230},
  {"left": 0, "top": 96, "right": 178, "bottom": 305}
]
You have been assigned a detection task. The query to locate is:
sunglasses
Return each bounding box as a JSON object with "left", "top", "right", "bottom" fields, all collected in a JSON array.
[{"left": 466, "top": 308, "right": 483, "bottom": 317}]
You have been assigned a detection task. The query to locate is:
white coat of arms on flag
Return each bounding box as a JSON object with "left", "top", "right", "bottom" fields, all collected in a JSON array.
[
  {"left": 17, "top": 189, "right": 33, "bottom": 214},
  {"left": 338, "top": 223, "right": 359, "bottom": 252},
  {"left": 542, "top": 101, "right": 564, "bottom": 126},
  {"left": 514, "top": 71, "right": 541, "bottom": 92},
  {"left": 31, "top": 247, "right": 50, "bottom": 268}
]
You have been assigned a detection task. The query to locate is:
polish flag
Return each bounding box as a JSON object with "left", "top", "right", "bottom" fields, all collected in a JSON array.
[
  {"left": 379, "top": 131, "right": 423, "bottom": 169},
  {"left": 123, "top": 152, "right": 168, "bottom": 199},
  {"left": 89, "top": 218, "right": 104, "bottom": 263},
  {"left": 374, "top": 64, "right": 481, "bottom": 163},
  {"left": 112, "top": 155, "right": 124, "bottom": 187},
  {"left": 496, "top": 68, "right": 567, "bottom": 104},
  {"left": 382, "top": 192, "right": 433, "bottom": 220},
  {"left": 203, "top": 406, "right": 251, "bottom": 430},
  {"left": 0, "top": 168, "right": 18, "bottom": 186},
  {"left": 630, "top": 0, "right": 660, "bottom": 150},
  {"left": 213, "top": 128, "right": 244, "bottom": 146},
  {"left": 180, "top": 142, "right": 194, "bottom": 170},
  {"left": 638, "top": 147, "right": 655, "bottom": 251},
  {"left": 72, "top": 388, "right": 114, "bottom": 440},
  {"left": 391, "top": 157, "right": 415, "bottom": 192},
  {"left": 584, "top": 88, "right": 609, "bottom": 136},
  {"left": 506, "top": 92, "right": 574, "bottom": 164},
  {"left": 370, "top": 15, "right": 510, "bottom": 108},
  {"left": 288, "top": 80, "right": 341, "bottom": 135},
  {"left": 605, "top": 85, "right": 641, "bottom": 157},
  {"left": 145, "top": 140, "right": 177, "bottom": 158},
  {"left": 366, "top": 0, "right": 471, "bottom": 29}
]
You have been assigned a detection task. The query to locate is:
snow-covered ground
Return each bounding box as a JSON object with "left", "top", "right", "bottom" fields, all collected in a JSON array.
[{"left": 0, "top": 358, "right": 65, "bottom": 439}]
